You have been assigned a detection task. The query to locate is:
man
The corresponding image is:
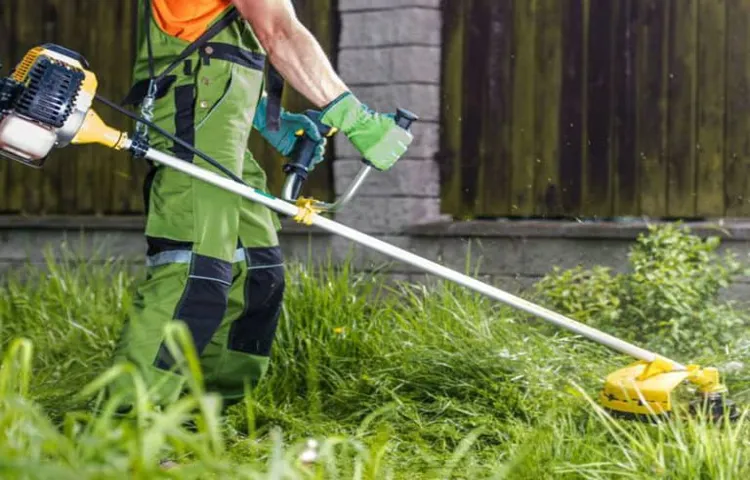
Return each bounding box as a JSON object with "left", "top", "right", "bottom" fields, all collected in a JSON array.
[{"left": 108, "top": 0, "right": 412, "bottom": 410}]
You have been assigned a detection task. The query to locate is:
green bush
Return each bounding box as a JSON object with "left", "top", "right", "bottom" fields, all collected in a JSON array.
[{"left": 534, "top": 224, "right": 747, "bottom": 357}]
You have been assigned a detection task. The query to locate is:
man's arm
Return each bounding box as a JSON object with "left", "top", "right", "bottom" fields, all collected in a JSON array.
[{"left": 231, "top": 0, "right": 347, "bottom": 108}]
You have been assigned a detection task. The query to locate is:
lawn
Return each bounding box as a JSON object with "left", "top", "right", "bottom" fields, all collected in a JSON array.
[{"left": 1, "top": 225, "right": 750, "bottom": 479}]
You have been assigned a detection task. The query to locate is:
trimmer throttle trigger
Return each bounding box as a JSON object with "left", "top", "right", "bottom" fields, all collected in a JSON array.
[{"left": 395, "top": 108, "right": 418, "bottom": 130}]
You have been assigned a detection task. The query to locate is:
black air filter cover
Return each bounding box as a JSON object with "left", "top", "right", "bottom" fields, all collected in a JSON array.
[{"left": 14, "top": 57, "right": 84, "bottom": 128}]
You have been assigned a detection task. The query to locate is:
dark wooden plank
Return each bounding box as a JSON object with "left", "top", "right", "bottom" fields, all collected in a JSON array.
[
  {"left": 510, "top": 0, "right": 537, "bottom": 216},
  {"left": 532, "top": 0, "right": 562, "bottom": 216},
  {"left": 725, "top": 0, "right": 750, "bottom": 216},
  {"left": 57, "top": 0, "right": 86, "bottom": 215},
  {"left": 459, "top": 0, "right": 490, "bottom": 215},
  {"left": 126, "top": 0, "right": 148, "bottom": 213},
  {"left": 95, "top": 0, "right": 120, "bottom": 215},
  {"left": 611, "top": 0, "right": 639, "bottom": 216},
  {"left": 9, "top": 0, "right": 45, "bottom": 214},
  {"left": 585, "top": 0, "right": 615, "bottom": 217},
  {"left": 74, "top": 0, "right": 100, "bottom": 214},
  {"left": 40, "top": 0, "right": 76, "bottom": 215},
  {"left": 635, "top": 0, "right": 669, "bottom": 217},
  {"left": 39, "top": 0, "right": 61, "bottom": 214},
  {"left": 696, "top": 0, "right": 726, "bottom": 216},
  {"left": 477, "top": 0, "right": 514, "bottom": 216},
  {"left": 667, "top": 0, "right": 698, "bottom": 217},
  {"left": 559, "top": 0, "right": 586, "bottom": 215},
  {"left": 438, "top": 0, "right": 466, "bottom": 216},
  {"left": 108, "top": 0, "right": 137, "bottom": 214}
]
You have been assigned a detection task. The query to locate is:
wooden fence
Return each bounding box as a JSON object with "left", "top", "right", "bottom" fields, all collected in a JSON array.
[
  {"left": 441, "top": 0, "right": 750, "bottom": 219},
  {"left": 0, "top": 0, "right": 337, "bottom": 215}
]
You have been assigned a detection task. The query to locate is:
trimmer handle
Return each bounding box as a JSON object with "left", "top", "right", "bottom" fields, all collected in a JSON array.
[
  {"left": 281, "top": 106, "right": 419, "bottom": 211},
  {"left": 282, "top": 110, "right": 337, "bottom": 201}
]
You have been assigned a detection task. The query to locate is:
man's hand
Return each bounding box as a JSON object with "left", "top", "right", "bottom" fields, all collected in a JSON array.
[
  {"left": 253, "top": 96, "right": 326, "bottom": 168},
  {"left": 232, "top": 0, "right": 413, "bottom": 171},
  {"left": 319, "top": 93, "right": 413, "bottom": 171}
]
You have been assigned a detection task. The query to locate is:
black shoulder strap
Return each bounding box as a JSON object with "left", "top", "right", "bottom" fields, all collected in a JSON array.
[
  {"left": 125, "top": 0, "right": 283, "bottom": 130},
  {"left": 121, "top": 1, "right": 240, "bottom": 105},
  {"left": 152, "top": 7, "right": 241, "bottom": 84},
  {"left": 265, "top": 64, "right": 284, "bottom": 131}
]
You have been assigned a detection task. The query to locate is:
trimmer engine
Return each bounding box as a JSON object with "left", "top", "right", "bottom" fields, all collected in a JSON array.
[{"left": 0, "top": 44, "right": 99, "bottom": 168}]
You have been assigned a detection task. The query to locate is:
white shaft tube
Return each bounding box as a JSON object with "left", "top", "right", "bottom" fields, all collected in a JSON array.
[{"left": 142, "top": 145, "right": 685, "bottom": 370}]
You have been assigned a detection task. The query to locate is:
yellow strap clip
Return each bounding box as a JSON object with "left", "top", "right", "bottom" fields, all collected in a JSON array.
[{"left": 294, "top": 197, "right": 323, "bottom": 225}]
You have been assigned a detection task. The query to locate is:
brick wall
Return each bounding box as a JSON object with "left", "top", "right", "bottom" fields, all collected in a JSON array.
[{"left": 333, "top": 1, "right": 447, "bottom": 236}]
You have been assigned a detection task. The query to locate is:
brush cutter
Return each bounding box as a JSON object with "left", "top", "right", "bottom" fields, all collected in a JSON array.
[{"left": 0, "top": 44, "right": 740, "bottom": 422}]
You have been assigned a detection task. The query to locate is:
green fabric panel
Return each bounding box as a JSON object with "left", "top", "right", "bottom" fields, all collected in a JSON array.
[
  {"left": 109, "top": 262, "right": 191, "bottom": 406},
  {"left": 110, "top": 3, "right": 282, "bottom": 408},
  {"left": 130, "top": 1, "right": 274, "bottom": 255},
  {"left": 239, "top": 149, "right": 281, "bottom": 247}
]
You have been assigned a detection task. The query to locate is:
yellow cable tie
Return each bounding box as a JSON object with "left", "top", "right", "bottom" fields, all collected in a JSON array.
[{"left": 294, "top": 197, "right": 322, "bottom": 225}]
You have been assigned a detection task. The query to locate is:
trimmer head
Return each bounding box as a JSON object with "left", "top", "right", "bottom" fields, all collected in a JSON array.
[{"left": 599, "top": 358, "right": 740, "bottom": 422}]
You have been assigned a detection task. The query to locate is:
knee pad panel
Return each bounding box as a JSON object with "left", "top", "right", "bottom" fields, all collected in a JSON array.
[{"left": 228, "top": 246, "right": 285, "bottom": 357}]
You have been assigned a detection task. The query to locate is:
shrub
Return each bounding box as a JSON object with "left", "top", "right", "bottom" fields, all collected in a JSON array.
[{"left": 534, "top": 224, "right": 747, "bottom": 357}]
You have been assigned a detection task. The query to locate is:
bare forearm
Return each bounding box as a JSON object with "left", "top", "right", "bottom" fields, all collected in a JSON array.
[
  {"left": 231, "top": 0, "right": 348, "bottom": 108},
  {"left": 263, "top": 20, "right": 348, "bottom": 108}
]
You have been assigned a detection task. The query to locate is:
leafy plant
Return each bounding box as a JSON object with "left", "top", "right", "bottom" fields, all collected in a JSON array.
[{"left": 534, "top": 224, "right": 747, "bottom": 357}]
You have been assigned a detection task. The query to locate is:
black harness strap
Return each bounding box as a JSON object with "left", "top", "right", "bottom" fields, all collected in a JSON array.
[
  {"left": 123, "top": 1, "right": 284, "bottom": 132},
  {"left": 122, "top": 2, "right": 241, "bottom": 106},
  {"left": 265, "top": 64, "right": 284, "bottom": 132}
]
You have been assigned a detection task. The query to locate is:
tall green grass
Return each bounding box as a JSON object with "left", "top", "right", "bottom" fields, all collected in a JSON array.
[{"left": 0, "top": 244, "right": 749, "bottom": 478}]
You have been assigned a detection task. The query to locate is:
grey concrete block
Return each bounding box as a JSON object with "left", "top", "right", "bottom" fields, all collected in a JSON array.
[
  {"left": 338, "top": 48, "right": 392, "bottom": 84},
  {"left": 340, "top": 9, "right": 441, "bottom": 48},
  {"left": 278, "top": 232, "right": 333, "bottom": 265},
  {"left": 333, "top": 197, "right": 443, "bottom": 234},
  {"left": 334, "top": 121, "right": 440, "bottom": 160},
  {"left": 0, "top": 229, "right": 145, "bottom": 263},
  {"left": 350, "top": 84, "right": 440, "bottom": 121},
  {"left": 338, "top": 46, "right": 441, "bottom": 85},
  {"left": 435, "top": 237, "right": 526, "bottom": 275},
  {"left": 517, "top": 238, "right": 632, "bottom": 277},
  {"left": 493, "top": 274, "right": 541, "bottom": 295},
  {"left": 390, "top": 46, "right": 441, "bottom": 83},
  {"left": 329, "top": 234, "right": 442, "bottom": 270},
  {"left": 333, "top": 159, "right": 440, "bottom": 197},
  {"left": 339, "top": 0, "right": 441, "bottom": 11}
]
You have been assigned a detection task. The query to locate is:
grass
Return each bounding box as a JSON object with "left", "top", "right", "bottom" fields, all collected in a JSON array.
[{"left": 1, "top": 246, "right": 750, "bottom": 479}]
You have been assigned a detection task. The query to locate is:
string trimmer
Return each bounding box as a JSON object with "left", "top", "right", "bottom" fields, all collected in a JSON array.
[{"left": 0, "top": 44, "right": 740, "bottom": 422}]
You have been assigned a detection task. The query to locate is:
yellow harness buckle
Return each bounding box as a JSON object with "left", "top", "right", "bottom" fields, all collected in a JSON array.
[{"left": 294, "top": 197, "right": 322, "bottom": 225}]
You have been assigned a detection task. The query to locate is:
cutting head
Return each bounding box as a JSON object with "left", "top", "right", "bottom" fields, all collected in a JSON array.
[{"left": 599, "top": 359, "right": 739, "bottom": 422}]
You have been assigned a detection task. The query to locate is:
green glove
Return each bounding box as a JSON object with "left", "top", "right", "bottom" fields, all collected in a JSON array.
[
  {"left": 319, "top": 92, "right": 413, "bottom": 171},
  {"left": 253, "top": 95, "right": 327, "bottom": 168}
]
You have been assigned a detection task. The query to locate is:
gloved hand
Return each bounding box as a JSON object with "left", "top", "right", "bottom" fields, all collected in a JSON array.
[
  {"left": 253, "top": 95, "right": 327, "bottom": 168},
  {"left": 319, "top": 92, "right": 413, "bottom": 171}
]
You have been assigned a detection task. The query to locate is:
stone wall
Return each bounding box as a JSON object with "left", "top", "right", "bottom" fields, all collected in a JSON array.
[
  {"left": 3, "top": 218, "right": 749, "bottom": 307},
  {"left": 333, "top": 0, "right": 447, "bottom": 235}
]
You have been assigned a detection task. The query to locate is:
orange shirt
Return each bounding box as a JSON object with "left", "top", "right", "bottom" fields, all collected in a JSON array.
[{"left": 152, "top": 0, "right": 232, "bottom": 42}]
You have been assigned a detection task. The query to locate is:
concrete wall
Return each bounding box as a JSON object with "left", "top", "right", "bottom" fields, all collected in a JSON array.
[
  {"left": 2, "top": 218, "right": 750, "bottom": 307},
  {"left": 333, "top": 0, "right": 447, "bottom": 235}
]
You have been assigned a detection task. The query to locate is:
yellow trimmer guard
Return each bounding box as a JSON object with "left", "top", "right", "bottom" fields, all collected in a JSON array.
[{"left": 599, "top": 358, "right": 727, "bottom": 417}]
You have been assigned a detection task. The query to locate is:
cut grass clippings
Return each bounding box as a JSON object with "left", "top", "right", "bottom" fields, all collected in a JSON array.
[{"left": 0, "top": 246, "right": 749, "bottom": 479}]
